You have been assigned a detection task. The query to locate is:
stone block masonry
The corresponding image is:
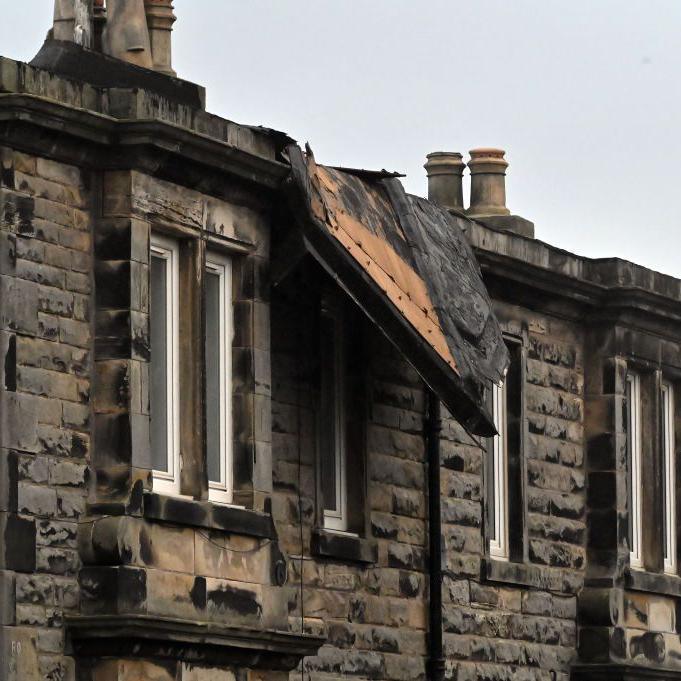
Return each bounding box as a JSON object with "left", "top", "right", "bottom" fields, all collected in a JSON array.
[
  {"left": 3, "top": 32, "right": 681, "bottom": 681},
  {"left": 0, "top": 148, "right": 92, "bottom": 681}
]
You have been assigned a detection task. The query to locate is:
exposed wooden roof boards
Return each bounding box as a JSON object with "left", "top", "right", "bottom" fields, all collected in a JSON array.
[{"left": 286, "top": 145, "right": 509, "bottom": 436}]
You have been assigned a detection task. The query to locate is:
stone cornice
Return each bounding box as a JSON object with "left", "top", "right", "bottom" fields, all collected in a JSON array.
[
  {"left": 0, "top": 92, "right": 289, "bottom": 191},
  {"left": 469, "top": 222, "right": 681, "bottom": 327}
]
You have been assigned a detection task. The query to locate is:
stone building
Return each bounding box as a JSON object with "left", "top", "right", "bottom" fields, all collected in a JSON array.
[{"left": 1, "top": 3, "right": 681, "bottom": 681}]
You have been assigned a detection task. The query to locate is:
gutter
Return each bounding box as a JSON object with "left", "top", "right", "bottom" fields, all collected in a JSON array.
[{"left": 427, "top": 390, "right": 445, "bottom": 681}]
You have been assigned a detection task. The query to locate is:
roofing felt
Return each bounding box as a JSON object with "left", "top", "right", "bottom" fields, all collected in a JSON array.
[{"left": 286, "top": 145, "right": 509, "bottom": 436}]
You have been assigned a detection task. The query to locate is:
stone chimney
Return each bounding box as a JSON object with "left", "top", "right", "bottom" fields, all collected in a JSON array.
[
  {"left": 466, "top": 148, "right": 535, "bottom": 238},
  {"left": 50, "top": 0, "right": 177, "bottom": 76},
  {"left": 102, "top": 0, "right": 153, "bottom": 69},
  {"left": 424, "top": 152, "right": 466, "bottom": 212},
  {"left": 53, "top": 0, "right": 92, "bottom": 47},
  {"left": 467, "top": 148, "right": 510, "bottom": 218},
  {"left": 145, "top": 0, "right": 177, "bottom": 76}
]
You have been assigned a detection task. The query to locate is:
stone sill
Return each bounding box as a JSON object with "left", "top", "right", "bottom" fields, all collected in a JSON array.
[
  {"left": 141, "top": 493, "right": 276, "bottom": 539},
  {"left": 572, "top": 663, "right": 681, "bottom": 680},
  {"left": 88, "top": 493, "right": 277, "bottom": 539},
  {"left": 482, "top": 558, "right": 582, "bottom": 594},
  {"left": 625, "top": 568, "right": 681, "bottom": 597},
  {"left": 66, "top": 614, "right": 326, "bottom": 671},
  {"left": 311, "top": 528, "right": 378, "bottom": 565}
]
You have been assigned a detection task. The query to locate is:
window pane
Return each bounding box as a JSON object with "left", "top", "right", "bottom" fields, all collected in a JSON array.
[
  {"left": 150, "top": 254, "right": 169, "bottom": 473},
  {"left": 487, "top": 388, "right": 496, "bottom": 542},
  {"left": 320, "top": 313, "right": 337, "bottom": 513},
  {"left": 627, "top": 373, "right": 642, "bottom": 568},
  {"left": 664, "top": 389, "right": 669, "bottom": 560},
  {"left": 663, "top": 384, "right": 676, "bottom": 573},
  {"left": 626, "top": 379, "right": 633, "bottom": 547},
  {"left": 206, "top": 270, "right": 222, "bottom": 484}
]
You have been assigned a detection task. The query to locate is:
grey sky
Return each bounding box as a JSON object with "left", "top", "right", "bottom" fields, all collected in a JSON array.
[{"left": 3, "top": 1, "right": 681, "bottom": 276}]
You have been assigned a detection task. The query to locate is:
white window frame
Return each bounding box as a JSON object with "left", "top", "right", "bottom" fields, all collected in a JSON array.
[
  {"left": 150, "top": 234, "right": 181, "bottom": 496},
  {"left": 490, "top": 380, "right": 509, "bottom": 560},
  {"left": 627, "top": 372, "right": 643, "bottom": 570},
  {"left": 322, "top": 304, "right": 348, "bottom": 533},
  {"left": 205, "top": 252, "right": 234, "bottom": 506},
  {"left": 663, "top": 382, "right": 676, "bottom": 575}
]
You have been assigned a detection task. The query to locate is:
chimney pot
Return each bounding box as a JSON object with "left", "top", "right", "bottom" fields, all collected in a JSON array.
[
  {"left": 467, "top": 148, "right": 510, "bottom": 218},
  {"left": 424, "top": 152, "right": 466, "bottom": 212}
]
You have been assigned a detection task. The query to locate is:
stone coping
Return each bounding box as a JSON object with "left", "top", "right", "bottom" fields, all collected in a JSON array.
[{"left": 468, "top": 220, "right": 681, "bottom": 310}]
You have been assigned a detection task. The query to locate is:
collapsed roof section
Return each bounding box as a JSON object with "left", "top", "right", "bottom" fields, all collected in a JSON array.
[{"left": 285, "top": 145, "right": 509, "bottom": 436}]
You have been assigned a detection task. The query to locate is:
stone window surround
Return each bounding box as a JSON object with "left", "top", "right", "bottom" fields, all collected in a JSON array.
[
  {"left": 93, "top": 172, "right": 273, "bottom": 534},
  {"left": 484, "top": 332, "right": 530, "bottom": 586}
]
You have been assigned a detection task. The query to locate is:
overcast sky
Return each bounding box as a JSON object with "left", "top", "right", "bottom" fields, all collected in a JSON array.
[{"left": 2, "top": 1, "right": 680, "bottom": 276}]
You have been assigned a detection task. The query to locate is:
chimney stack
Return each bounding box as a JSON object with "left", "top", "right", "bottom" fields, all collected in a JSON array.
[
  {"left": 50, "top": 0, "right": 177, "bottom": 77},
  {"left": 145, "top": 0, "right": 177, "bottom": 76},
  {"left": 53, "top": 0, "right": 87, "bottom": 44},
  {"left": 424, "top": 152, "right": 466, "bottom": 212},
  {"left": 467, "top": 148, "right": 510, "bottom": 218},
  {"left": 466, "top": 148, "right": 535, "bottom": 238},
  {"left": 424, "top": 147, "right": 535, "bottom": 237}
]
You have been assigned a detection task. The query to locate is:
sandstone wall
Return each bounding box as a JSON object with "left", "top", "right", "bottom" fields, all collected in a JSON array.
[{"left": 0, "top": 147, "right": 92, "bottom": 680}]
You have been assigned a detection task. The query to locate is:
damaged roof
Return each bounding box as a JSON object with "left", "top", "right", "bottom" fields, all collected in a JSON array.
[{"left": 285, "top": 145, "right": 509, "bottom": 436}]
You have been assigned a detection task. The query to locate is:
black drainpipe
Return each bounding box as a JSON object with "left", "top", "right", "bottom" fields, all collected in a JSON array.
[{"left": 427, "top": 390, "right": 445, "bottom": 681}]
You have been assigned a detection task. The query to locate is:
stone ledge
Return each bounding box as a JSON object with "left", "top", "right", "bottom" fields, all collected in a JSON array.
[
  {"left": 89, "top": 493, "right": 278, "bottom": 540},
  {"left": 311, "top": 528, "right": 378, "bottom": 565},
  {"left": 142, "top": 493, "right": 277, "bottom": 539},
  {"left": 482, "top": 558, "right": 582, "bottom": 594},
  {"left": 65, "top": 614, "right": 326, "bottom": 671},
  {"left": 624, "top": 568, "right": 681, "bottom": 597},
  {"left": 571, "top": 663, "right": 681, "bottom": 680}
]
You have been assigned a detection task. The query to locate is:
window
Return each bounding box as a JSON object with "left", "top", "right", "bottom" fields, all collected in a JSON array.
[
  {"left": 150, "top": 234, "right": 180, "bottom": 496},
  {"left": 319, "top": 300, "right": 348, "bottom": 532},
  {"left": 626, "top": 372, "right": 643, "bottom": 570},
  {"left": 487, "top": 338, "right": 523, "bottom": 563},
  {"left": 489, "top": 380, "right": 509, "bottom": 559},
  {"left": 205, "top": 253, "right": 233, "bottom": 505},
  {"left": 662, "top": 382, "right": 676, "bottom": 575}
]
